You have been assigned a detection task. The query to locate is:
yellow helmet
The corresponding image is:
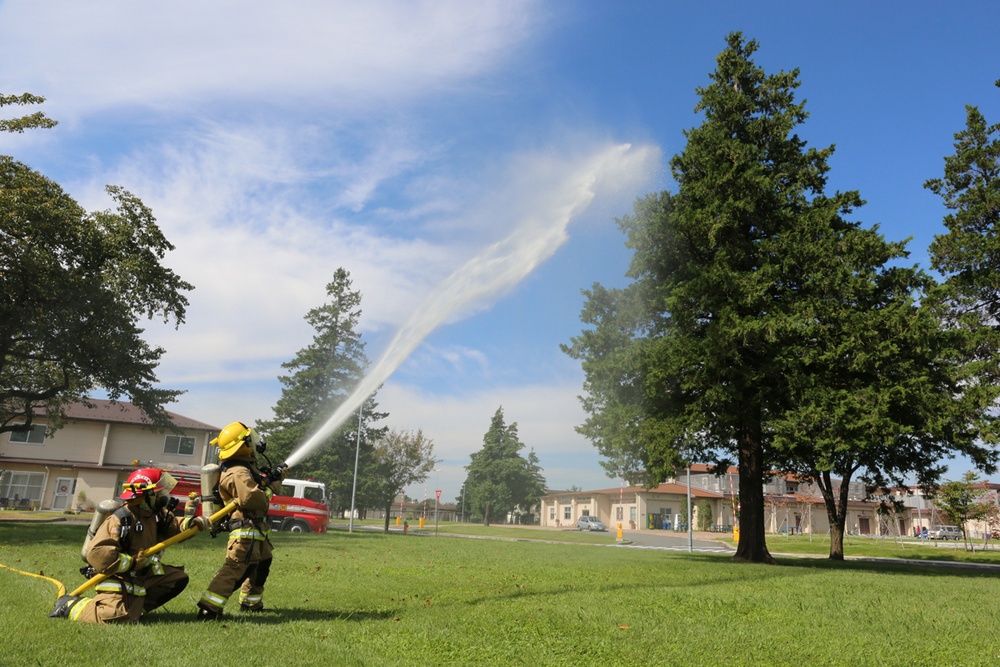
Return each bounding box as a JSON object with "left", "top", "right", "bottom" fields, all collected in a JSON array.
[{"left": 211, "top": 421, "right": 262, "bottom": 460}]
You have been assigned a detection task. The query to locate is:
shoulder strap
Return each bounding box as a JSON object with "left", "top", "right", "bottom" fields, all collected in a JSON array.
[
  {"left": 222, "top": 459, "right": 265, "bottom": 486},
  {"left": 112, "top": 505, "right": 135, "bottom": 551}
]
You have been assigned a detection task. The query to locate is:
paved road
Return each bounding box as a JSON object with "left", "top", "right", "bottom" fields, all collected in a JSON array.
[{"left": 612, "top": 530, "right": 735, "bottom": 554}]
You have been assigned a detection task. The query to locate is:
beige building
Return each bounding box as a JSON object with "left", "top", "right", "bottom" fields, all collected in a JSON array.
[
  {"left": 540, "top": 482, "right": 728, "bottom": 532},
  {"left": 541, "top": 464, "right": 933, "bottom": 537},
  {"left": 0, "top": 399, "right": 219, "bottom": 511}
]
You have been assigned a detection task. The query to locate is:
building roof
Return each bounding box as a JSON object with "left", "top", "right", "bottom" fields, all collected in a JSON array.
[
  {"left": 548, "top": 483, "right": 724, "bottom": 499},
  {"left": 62, "top": 399, "right": 219, "bottom": 432}
]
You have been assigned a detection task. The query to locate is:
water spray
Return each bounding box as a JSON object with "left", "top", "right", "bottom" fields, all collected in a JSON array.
[{"left": 285, "top": 143, "right": 654, "bottom": 466}]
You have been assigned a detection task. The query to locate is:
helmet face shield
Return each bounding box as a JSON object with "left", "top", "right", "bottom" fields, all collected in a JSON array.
[
  {"left": 156, "top": 471, "right": 178, "bottom": 497},
  {"left": 251, "top": 430, "right": 266, "bottom": 454},
  {"left": 153, "top": 471, "right": 177, "bottom": 510}
]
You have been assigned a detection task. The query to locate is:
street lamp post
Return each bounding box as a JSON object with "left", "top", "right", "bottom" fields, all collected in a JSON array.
[{"left": 349, "top": 402, "right": 364, "bottom": 533}]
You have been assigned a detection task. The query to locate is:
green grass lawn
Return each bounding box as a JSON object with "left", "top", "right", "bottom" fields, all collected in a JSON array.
[{"left": 3, "top": 519, "right": 1000, "bottom": 666}]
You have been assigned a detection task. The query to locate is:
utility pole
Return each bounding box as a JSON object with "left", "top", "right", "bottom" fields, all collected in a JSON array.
[{"left": 348, "top": 403, "right": 363, "bottom": 533}]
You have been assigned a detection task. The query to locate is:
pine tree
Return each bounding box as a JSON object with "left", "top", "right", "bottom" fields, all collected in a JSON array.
[
  {"left": 463, "top": 407, "right": 546, "bottom": 525},
  {"left": 257, "top": 268, "right": 387, "bottom": 512}
]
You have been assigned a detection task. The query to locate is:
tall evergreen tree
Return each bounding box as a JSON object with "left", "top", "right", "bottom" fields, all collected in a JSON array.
[
  {"left": 463, "top": 407, "right": 546, "bottom": 525},
  {"left": 567, "top": 33, "right": 930, "bottom": 563},
  {"left": 926, "top": 81, "right": 1000, "bottom": 325},
  {"left": 257, "top": 268, "right": 387, "bottom": 512}
]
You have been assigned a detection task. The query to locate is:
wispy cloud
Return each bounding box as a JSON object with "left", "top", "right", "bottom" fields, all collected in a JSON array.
[
  {"left": 0, "top": 1, "right": 655, "bottom": 494},
  {"left": 0, "top": 1, "right": 538, "bottom": 116}
]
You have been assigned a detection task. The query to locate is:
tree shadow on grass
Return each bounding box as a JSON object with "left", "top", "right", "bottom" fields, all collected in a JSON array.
[{"left": 775, "top": 554, "right": 1000, "bottom": 578}]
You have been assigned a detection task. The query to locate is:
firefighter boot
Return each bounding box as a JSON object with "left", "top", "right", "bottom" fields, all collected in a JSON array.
[
  {"left": 195, "top": 603, "right": 222, "bottom": 621},
  {"left": 50, "top": 595, "right": 83, "bottom": 619}
]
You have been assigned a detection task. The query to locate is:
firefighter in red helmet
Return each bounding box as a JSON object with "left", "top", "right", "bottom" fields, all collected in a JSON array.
[
  {"left": 196, "top": 421, "right": 284, "bottom": 620},
  {"left": 51, "top": 468, "right": 208, "bottom": 623}
]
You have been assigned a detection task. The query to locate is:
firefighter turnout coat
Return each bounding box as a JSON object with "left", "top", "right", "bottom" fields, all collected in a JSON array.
[{"left": 68, "top": 504, "right": 189, "bottom": 624}]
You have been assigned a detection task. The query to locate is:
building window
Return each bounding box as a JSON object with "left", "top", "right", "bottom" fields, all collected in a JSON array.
[
  {"left": 0, "top": 471, "right": 44, "bottom": 503},
  {"left": 630, "top": 507, "right": 637, "bottom": 522},
  {"left": 616, "top": 507, "right": 624, "bottom": 520},
  {"left": 549, "top": 507, "right": 555, "bottom": 520},
  {"left": 563, "top": 506, "right": 571, "bottom": 520},
  {"left": 163, "top": 435, "right": 195, "bottom": 456},
  {"left": 8, "top": 424, "right": 47, "bottom": 445}
]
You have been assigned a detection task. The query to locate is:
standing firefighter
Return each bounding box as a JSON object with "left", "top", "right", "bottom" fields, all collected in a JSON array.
[
  {"left": 51, "top": 468, "right": 208, "bottom": 623},
  {"left": 196, "top": 421, "right": 284, "bottom": 620}
]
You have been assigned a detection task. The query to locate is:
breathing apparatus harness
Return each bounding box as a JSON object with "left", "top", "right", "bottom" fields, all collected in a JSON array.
[
  {"left": 78, "top": 495, "right": 179, "bottom": 580},
  {"left": 208, "top": 436, "right": 287, "bottom": 542}
]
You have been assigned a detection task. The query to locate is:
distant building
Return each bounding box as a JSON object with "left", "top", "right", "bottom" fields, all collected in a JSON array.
[
  {"left": 0, "top": 399, "right": 218, "bottom": 511},
  {"left": 539, "top": 464, "right": 962, "bottom": 536}
]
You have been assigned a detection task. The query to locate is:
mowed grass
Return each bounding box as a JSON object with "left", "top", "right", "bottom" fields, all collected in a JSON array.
[{"left": 2, "top": 521, "right": 1000, "bottom": 666}]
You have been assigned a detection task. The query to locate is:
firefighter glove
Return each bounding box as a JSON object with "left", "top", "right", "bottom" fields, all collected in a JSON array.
[{"left": 183, "top": 515, "right": 210, "bottom": 532}]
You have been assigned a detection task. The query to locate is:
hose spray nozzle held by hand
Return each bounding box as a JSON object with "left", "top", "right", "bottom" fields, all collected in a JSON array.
[{"left": 272, "top": 463, "right": 289, "bottom": 482}]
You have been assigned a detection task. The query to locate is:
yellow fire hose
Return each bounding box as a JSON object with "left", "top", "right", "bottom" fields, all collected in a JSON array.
[
  {"left": 0, "top": 562, "right": 68, "bottom": 599},
  {"left": 64, "top": 500, "right": 238, "bottom": 599}
]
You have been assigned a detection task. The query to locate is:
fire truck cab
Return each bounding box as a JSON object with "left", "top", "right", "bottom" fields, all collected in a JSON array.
[{"left": 267, "top": 478, "right": 328, "bottom": 533}]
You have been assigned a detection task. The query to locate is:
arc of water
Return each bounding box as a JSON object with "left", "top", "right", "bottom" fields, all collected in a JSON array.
[{"left": 285, "top": 144, "right": 648, "bottom": 467}]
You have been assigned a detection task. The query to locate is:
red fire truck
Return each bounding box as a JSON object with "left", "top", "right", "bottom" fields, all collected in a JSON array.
[{"left": 162, "top": 464, "right": 329, "bottom": 533}]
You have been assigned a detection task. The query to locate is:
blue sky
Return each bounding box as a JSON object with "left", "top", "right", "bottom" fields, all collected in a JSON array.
[{"left": 2, "top": 2, "right": 998, "bottom": 501}]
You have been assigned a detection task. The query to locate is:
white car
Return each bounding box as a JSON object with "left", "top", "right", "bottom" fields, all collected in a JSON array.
[{"left": 576, "top": 515, "right": 607, "bottom": 531}]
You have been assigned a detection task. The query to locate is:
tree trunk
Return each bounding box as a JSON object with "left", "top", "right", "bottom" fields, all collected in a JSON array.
[
  {"left": 817, "top": 470, "right": 850, "bottom": 560},
  {"left": 383, "top": 503, "right": 392, "bottom": 533},
  {"left": 733, "top": 423, "right": 776, "bottom": 564}
]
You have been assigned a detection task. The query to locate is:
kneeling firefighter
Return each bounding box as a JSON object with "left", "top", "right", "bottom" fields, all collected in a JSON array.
[
  {"left": 51, "top": 468, "right": 209, "bottom": 623},
  {"left": 197, "top": 421, "right": 284, "bottom": 620}
]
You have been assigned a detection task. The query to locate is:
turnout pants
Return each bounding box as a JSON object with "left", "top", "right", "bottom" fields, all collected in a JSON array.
[
  {"left": 199, "top": 536, "right": 273, "bottom": 612},
  {"left": 69, "top": 565, "right": 188, "bottom": 624}
]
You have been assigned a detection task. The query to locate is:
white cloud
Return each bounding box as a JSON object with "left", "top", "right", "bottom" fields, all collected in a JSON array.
[
  {"left": 84, "top": 126, "right": 657, "bottom": 390},
  {"left": 0, "top": 1, "right": 538, "bottom": 116},
  {"left": 382, "top": 380, "right": 615, "bottom": 499},
  {"left": 0, "top": 1, "right": 654, "bottom": 497}
]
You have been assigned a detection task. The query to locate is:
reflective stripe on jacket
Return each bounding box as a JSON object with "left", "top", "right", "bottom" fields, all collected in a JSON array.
[
  {"left": 95, "top": 579, "right": 147, "bottom": 596},
  {"left": 229, "top": 527, "right": 268, "bottom": 541}
]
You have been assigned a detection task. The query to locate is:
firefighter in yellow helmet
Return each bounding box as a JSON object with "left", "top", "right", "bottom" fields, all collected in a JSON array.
[
  {"left": 51, "top": 468, "right": 209, "bottom": 623},
  {"left": 196, "top": 421, "right": 284, "bottom": 620}
]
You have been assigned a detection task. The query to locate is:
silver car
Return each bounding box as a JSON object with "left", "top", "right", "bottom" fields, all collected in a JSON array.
[
  {"left": 928, "top": 526, "right": 963, "bottom": 540},
  {"left": 576, "top": 515, "right": 607, "bottom": 531}
]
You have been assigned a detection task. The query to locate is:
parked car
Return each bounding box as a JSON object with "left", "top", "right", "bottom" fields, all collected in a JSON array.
[
  {"left": 927, "top": 525, "right": 963, "bottom": 540},
  {"left": 576, "top": 515, "right": 607, "bottom": 531}
]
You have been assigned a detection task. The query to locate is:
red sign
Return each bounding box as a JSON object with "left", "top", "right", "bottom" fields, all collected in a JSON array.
[{"left": 435, "top": 489, "right": 442, "bottom": 500}]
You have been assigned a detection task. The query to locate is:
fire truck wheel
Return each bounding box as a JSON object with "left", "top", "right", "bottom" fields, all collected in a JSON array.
[{"left": 287, "top": 521, "right": 309, "bottom": 533}]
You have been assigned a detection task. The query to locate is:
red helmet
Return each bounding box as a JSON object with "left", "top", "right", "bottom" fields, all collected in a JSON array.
[{"left": 120, "top": 468, "right": 177, "bottom": 500}]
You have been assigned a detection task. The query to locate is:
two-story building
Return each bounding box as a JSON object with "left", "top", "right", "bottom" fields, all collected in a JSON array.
[
  {"left": 539, "top": 464, "right": 928, "bottom": 536},
  {"left": 0, "top": 399, "right": 219, "bottom": 511}
]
